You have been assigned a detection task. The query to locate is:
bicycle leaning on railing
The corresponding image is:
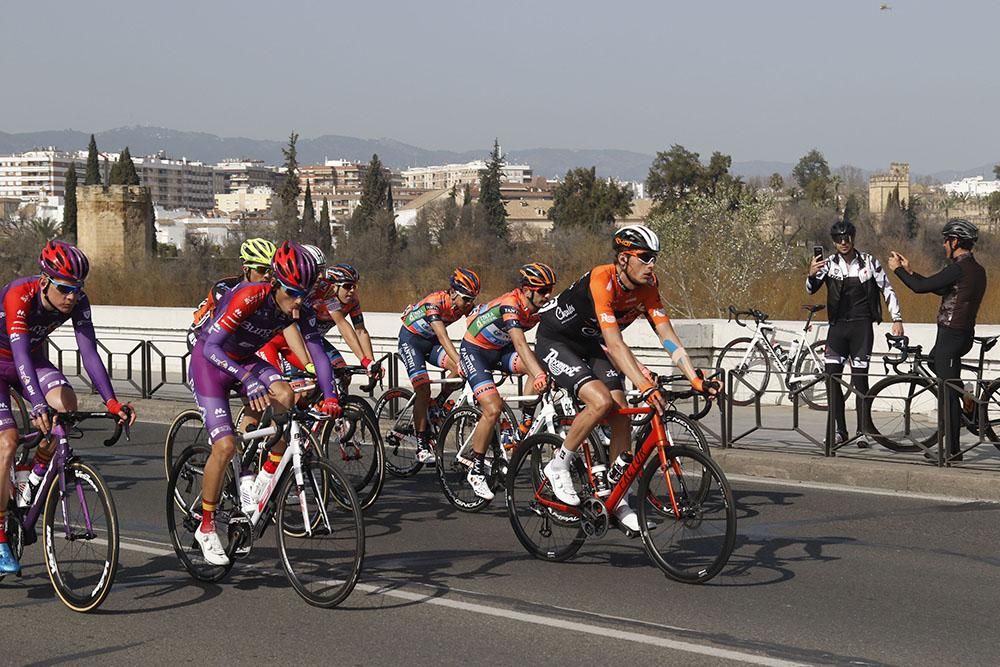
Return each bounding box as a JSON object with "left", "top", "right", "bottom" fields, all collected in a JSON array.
[
  {"left": 4, "top": 410, "right": 129, "bottom": 612},
  {"left": 505, "top": 375, "right": 735, "bottom": 584},
  {"left": 716, "top": 304, "right": 834, "bottom": 410}
]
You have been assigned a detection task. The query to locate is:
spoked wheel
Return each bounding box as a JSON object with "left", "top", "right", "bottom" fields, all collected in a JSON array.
[
  {"left": 374, "top": 387, "right": 423, "bottom": 477},
  {"left": 715, "top": 338, "right": 770, "bottom": 406},
  {"left": 276, "top": 456, "right": 365, "bottom": 608},
  {"left": 978, "top": 379, "right": 1000, "bottom": 449},
  {"left": 633, "top": 411, "right": 713, "bottom": 460},
  {"left": 42, "top": 461, "right": 119, "bottom": 612},
  {"left": 320, "top": 395, "right": 385, "bottom": 509},
  {"left": 506, "top": 433, "right": 585, "bottom": 562},
  {"left": 867, "top": 376, "right": 936, "bottom": 452},
  {"left": 166, "top": 445, "right": 237, "bottom": 582},
  {"left": 789, "top": 340, "right": 833, "bottom": 411},
  {"left": 435, "top": 406, "right": 505, "bottom": 512},
  {"left": 163, "top": 409, "right": 208, "bottom": 480},
  {"left": 637, "top": 446, "right": 736, "bottom": 584}
]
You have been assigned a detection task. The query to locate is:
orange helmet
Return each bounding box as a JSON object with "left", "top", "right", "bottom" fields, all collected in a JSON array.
[
  {"left": 518, "top": 262, "right": 556, "bottom": 291},
  {"left": 450, "top": 267, "right": 481, "bottom": 299}
]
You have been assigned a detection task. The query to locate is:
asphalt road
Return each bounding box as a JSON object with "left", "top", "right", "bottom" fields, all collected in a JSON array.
[{"left": 4, "top": 421, "right": 999, "bottom": 667}]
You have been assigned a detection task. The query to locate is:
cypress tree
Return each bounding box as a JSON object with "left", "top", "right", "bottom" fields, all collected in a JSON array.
[
  {"left": 62, "top": 162, "right": 78, "bottom": 242},
  {"left": 84, "top": 134, "right": 101, "bottom": 186},
  {"left": 478, "top": 139, "right": 508, "bottom": 240},
  {"left": 301, "top": 181, "right": 316, "bottom": 241},
  {"left": 121, "top": 147, "right": 140, "bottom": 185},
  {"left": 351, "top": 154, "right": 390, "bottom": 231},
  {"left": 273, "top": 132, "right": 301, "bottom": 238},
  {"left": 319, "top": 198, "right": 332, "bottom": 250},
  {"left": 109, "top": 157, "right": 123, "bottom": 185}
]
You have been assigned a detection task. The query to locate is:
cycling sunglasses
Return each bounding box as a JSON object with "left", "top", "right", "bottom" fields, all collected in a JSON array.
[
  {"left": 276, "top": 279, "right": 308, "bottom": 299},
  {"left": 48, "top": 277, "right": 84, "bottom": 295},
  {"left": 337, "top": 282, "right": 357, "bottom": 291},
  {"left": 533, "top": 285, "right": 555, "bottom": 296},
  {"left": 245, "top": 264, "right": 273, "bottom": 276},
  {"left": 627, "top": 250, "right": 658, "bottom": 265},
  {"left": 831, "top": 234, "right": 854, "bottom": 243}
]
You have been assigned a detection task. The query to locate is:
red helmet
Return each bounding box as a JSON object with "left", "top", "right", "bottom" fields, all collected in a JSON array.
[
  {"left": 39, "top": 240, "right": 90, "bottom": 283},
  {"left": 272, "top": 241, "right": 319, "bottom": 291},
  {"left": 450, "top": 267, "right": 481, "bottom": 299}
]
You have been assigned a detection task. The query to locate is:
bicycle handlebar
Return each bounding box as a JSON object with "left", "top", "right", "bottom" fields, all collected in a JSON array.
[
  {"left": 728, "top": 304, "right": 768, "bottom": 328},
  {"left": 626, "top": 372, "right": 721, "bottom": 421},
  {"left": 20, "top": 410, "right": 129, "bottom": 449}
]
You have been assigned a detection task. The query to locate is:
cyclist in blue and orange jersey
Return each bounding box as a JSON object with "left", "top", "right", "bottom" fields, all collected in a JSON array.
[
  {"left": 189, "top": 241, "right": 340, "bottom": 566},
  {"left": 187, "top": 238, "right": 277, "bottom": 349},
  {"left": 460, "top": 263, "right": 556, "bottom": 500},
  {"left": 534, "top": 224, "right": 719, "bottom": 534},
  {"left": 0, "top": 241, "right": 136, "bottom": 573},
  {"left": 398, "top": 267, "right": 481, "bottom": 464}
]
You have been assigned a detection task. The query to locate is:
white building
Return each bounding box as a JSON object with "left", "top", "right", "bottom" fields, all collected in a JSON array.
[
  {"left": 215, "top": 186, "right": 273, "bottom": 214},
  {"left": 0, "top": 149, "right": 86, "bottom": 202},
  {"left": 941, "top": 176, "right": 1000, "bottom": 197},
  {"left": 132, "top": 155, "right": 215, "bottom": 210},
  {"left": 154, "top": 207, "right": 246, "bottom": 251},
  {"left": 400, "top": 160, "right": 532, "bottom": 190}
]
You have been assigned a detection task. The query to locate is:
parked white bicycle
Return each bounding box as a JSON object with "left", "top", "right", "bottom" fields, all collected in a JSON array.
[{"left": 716, "top": 304, "right": 840, "bottom": 410}]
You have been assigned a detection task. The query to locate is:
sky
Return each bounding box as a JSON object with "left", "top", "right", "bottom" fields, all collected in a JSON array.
[{"left": 2, "top": 0, "right": 998, "bottom": 173}]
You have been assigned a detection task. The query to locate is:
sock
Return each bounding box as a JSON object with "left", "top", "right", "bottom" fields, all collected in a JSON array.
[
  {"left": 549, "top": 446, "right": 575, "bottom": 472},
  {"left": 0, "top": 509, "right": 6, "bottom": 543},
  {"left": 417, "top": 430, "right": 432, "bottom": 447},
  {"left": 262, "top": 451, "right": 281, "bottom": 475},
  {"left": 470, "top": 451, "right": 485, "bottom": 475},
  {"left": 200, "top": 499, "right": 217, "bottom": 532}
]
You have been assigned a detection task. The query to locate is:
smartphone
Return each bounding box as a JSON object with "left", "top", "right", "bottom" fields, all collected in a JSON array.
[{"left": 813, "top": 245, "right": 824, "bottom": 259}]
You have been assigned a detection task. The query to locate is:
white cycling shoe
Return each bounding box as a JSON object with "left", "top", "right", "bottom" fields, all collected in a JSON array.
[
  {"left": 542, "top": 460, "right": 580, "bottom": 506},
  {"left": 466, "top": 471, "right": 495, "bottom": 501},
  {"left": 613, "top": 503, "right": 654, "bottom": 536},
  {"left": 195, "top": 527, "right": 230, "bottom": 566}
]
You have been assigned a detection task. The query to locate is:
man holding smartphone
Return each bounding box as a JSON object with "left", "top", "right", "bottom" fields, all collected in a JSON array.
[{"left": 807, "top": 220, "right": 904, "bottom": 447}]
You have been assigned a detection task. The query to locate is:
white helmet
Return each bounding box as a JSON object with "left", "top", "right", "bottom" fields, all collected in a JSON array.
[
  {"left": 613, "top": 224, "right": 660, "bottom": 253},
  {"left": 301, "top": 244, "right": 327, "bottom": 270}
]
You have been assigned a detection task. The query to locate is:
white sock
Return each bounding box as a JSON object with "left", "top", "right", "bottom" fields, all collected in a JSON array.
[
  {"left": 549, "top": 446, "right": 576, "bottom": 472},
  {"left": 614, "top": 497, "right": 633, "bottom": 514}
]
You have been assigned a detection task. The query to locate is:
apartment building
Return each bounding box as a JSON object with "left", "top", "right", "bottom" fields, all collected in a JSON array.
[
  {"left": 0, "top": 149, "right": 84, "bottom": 201},
  {"left": 213, "top": 159, "right": 281, "bottom": 194},
  {"left": 400, "top": 160, "right": 533, "bottom": 190}
]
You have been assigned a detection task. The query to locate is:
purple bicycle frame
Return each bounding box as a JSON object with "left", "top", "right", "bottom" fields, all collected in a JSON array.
[{"left": 20, "top": 422, "right": 96, "bottom": 539}]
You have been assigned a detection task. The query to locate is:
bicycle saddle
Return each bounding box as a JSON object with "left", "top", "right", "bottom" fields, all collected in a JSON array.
[
  {"left": 802, "top": 304, "right": 825, "bottom": 313},
  {"left": 973, "top": 335, "right": 999, "bottom": 352}
]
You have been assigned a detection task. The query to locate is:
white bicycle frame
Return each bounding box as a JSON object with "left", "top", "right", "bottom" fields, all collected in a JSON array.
[{"left": 734, "top": 319, "right": 826, "bottom": 390}]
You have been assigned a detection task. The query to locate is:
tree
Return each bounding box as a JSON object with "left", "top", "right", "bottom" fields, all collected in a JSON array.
[
  {"left": 988, "top": 191, "right": 1000, "bottom": 226},
  {"left": 646, "top": 144, "right": 737, "bottom": 212},
  {"left": 120, "top": 147, "right": 140, "bottom": 185},
  {"left": 300, "top": 181, "right": 316, "bottom": 243},
  {"left": 109, "top": 157, "right": 122, "bottom": 185},
  {"left": 842, "top": 193, "right": 861, "bottom": 225},
  {"left": 84, "top": 135, "right": 101, "bottom": 186},
  {"left": 792, "top": 149, "right": 832, "bottom": 205},
  {"left": 768, "top": 172, "right": 784, "bottom": 192},
  {"left": 62, "top": 163, "right": 77, "bottom": 242},
  {"left": 351, "top": 154, "right": 391, "bottom": 231},
  {"left": 548, "top": 166, "right": 633, "bottom": 231},
  {"left": 319, "top": 198, "right": 333, "bottom": 250},
  {"left": 994, "top": 164, "right": 1000, "bottom": 181},
  {"left": 477, "top": 139, "right": 508, "bottom": 240},
  {"left": 273, "top": 132, "right": 301, "bottom": 239}
]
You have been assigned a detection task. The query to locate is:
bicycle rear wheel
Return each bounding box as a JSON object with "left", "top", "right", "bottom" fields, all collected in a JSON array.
[
  {"left": 42, "top": 461, "right": 119, "bottom": 612},
  {"left": 791, "top": 340, "right": 844, "bottom": 411},
  {"left": 505, "top": 433, "right": 585, "bottom": 562},
  {"left": 715, "top": 338, "right": 770, "bottom": 406},
  {"left": 867, "top": 376, "right": 936, "bottom": 452},
  {"left": 375, "top": 387, "right": 423, "bottom": 477},
  {"left": 435, "top": 406, "right": 502, "bottom": 512},
  {"left": 320, "top": 395, "right": 385, "bottom": 509},
  {"left": 166, "top": 445, "right": 237, "bottom": 582},
  {"left": 163, "top": 408, "right": 208, "bottom": 480},
  {"left": 979, "top": 379, "right": 1000, "bottom": 449},
  {"left": 276, "top": 456, "right": 365, "bottom": 608},
  {"left": 638, "top": 446, "right": 736, "bottom": 584}
]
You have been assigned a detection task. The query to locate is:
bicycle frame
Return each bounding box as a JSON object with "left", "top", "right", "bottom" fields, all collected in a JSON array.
[
  {"left": 20, "top": 424, "right": 75, "bottom": 536},
  {"left": 735, "top": 319, "right": 825, "bottom": 389}
]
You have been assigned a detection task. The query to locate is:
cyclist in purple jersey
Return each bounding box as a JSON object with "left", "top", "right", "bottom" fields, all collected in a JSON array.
[
  {"left": 189, "top": 241, "right": 341, "bottom": 567},
  {"left": 0, "top": 241, "right": 135, "bottom": 573}
]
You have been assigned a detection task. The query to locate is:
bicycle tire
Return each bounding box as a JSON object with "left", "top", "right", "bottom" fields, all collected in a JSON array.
[
  {"left": 163, "top": 408, "right": 208, "bottom": 480},
  {"left": 715, "top": 337, "right": 771, "bottom": 406},
  {"left": 42, "top": 460, "right": 120, "bottom": 612},
  {"left": 276, "top": 456, "right": 365, "bottom": 608},
  {"left": 374, "top": 386, "right": 424, "bottom": 477},
  {"left": 980, "top": 379, "right": 1000, "bottom": 448},
  {"left": 0, "top": 500, "right": 24, "bottom": 583},
  {"left": 435, "top": 406, "right": 502, "bottom": 512},
  {"left": 319, "top": 395, "right": 385, "bottom": 510},
  {"left": 866, "top": 375, "right": 937, "bottom": 452},
  {"left": 637, "top": 445, "right": 736, "bottom": 584},
  {"left": 790, "top": 339, "right": 839, "bottom": 411},
  {"left": 633, "top": 411, "right": 713, "bottom": 458},
  {"left": 505, "top": 433, "right": 585, "bottom": 562},
  {"left": 166, "top": 445, "right": 237, "bottom": 582}
]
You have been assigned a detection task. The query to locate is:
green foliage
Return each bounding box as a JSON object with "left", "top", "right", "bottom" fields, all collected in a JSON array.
[
  {"left": 548, "top": 166, "right": 633, "bottom": 231},
  {"left": 646, "top": 145, "right": 739, "bottom": 212},
  {"left": 84, "top": 135, "right": 101, "bottom": 186},
  {"left": 351, "top": 154, "right": 392, "bottom": 232},
  {"left": 110, "top": 147, "right": 141, "bottom": 186},
  {"left": 62, "top": 163, "right": 77, "bottom": 242},
  {"left": 768, "top": 172, "right": 784, "bottom": 191},
  {"left": 842, "top": 193, "right": 861, "bottom": 225},
  {"left": 274, "top": 132, "right": 301, "bottom": 239},
  {"left": 109, "top": 157, "right": 122, "bottom": 185},
  {"left": 477, "top": 139, "right": 509, "bottom": 241},
  {"left": 994, "top": 164, "right": 1000, "bottom": 181},
  {"left": 319, "top": 198, "right": 333, "bottom": 250},
  {"left": 792, "top": 149, "right": 832, "bottom": 205},
  {"left": 0, "top": 217, "right": 62, "bottom": 283},
  {"left": 301, "top": 181, "right": 316, "bottom": 242}
]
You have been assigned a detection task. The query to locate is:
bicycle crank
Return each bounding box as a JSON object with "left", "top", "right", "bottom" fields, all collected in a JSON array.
[{"left": 580, "top": 497, "right": 609, "bottom": 538}]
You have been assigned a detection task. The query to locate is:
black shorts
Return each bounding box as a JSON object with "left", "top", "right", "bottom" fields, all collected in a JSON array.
[
  {"left": 534, "top": 335, "right": 624, "bottom": 397},
  {"left": 824, "top": 321, "right": 874, "bottom": 370}
]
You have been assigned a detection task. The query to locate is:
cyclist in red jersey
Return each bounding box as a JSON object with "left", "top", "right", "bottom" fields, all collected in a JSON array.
[
  {"left": 459, "top": 263, "right": 555, "bottom": 500},
  {"left": 0, "top": 241, "right": 136, "bottom": 573},
  {"left": 398, "top": 267, "right": 480, "bottom": 463},
  {"left": 534, "top": 225, "right": 719, "bottom": 534}
]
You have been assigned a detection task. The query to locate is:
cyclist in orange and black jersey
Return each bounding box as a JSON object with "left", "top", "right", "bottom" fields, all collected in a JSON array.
[{"left": 535, "top": 225, "right": 719, "bottom": 534}]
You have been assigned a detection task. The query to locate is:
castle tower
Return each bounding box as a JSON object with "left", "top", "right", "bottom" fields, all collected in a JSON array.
[
  {"left": 77, "top": 185, "right": 154, "bottom": 268},
  {"left": 868, "top": 162, "right": 910, "bottom": 215}
]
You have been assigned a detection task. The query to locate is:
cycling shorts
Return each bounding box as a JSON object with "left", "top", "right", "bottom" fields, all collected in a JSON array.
[
  {"left": 534, "top": 336, "right": 623, "bottom": 398},
  {"left": 0, "top": 355, "right": 70, "bottom": 433},
  {"left": 189, "top": 340, "right": 283, "bottom": 445},
  {"left": 398, "top": 326, "right": 448, "bottom": 388},
  {"left": 458, "top": 340, "right": 522, "bottom": 401},
  {"left": 824, "top": 321, "right": 874, "bottom": 370}
]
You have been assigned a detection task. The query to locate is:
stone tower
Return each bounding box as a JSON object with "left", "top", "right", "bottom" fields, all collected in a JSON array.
[
  {"left": 868, "top": 162, "right": 910, "bottom": 215},
  {"left": 77, "top": 185, "right": 154, "bottom": 268}
]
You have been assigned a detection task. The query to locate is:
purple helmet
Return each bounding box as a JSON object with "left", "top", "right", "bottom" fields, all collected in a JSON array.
[
  {"left": 39, "top": 240, "right": 90, "bottom": 283},
  {"left": 272, "top": 241, "right": 319, "bottom": 291}
]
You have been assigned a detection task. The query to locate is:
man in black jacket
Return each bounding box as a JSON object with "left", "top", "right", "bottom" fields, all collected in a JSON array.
[
  {"left": 889, "top": 218, "right": 987, "bottom": 463},
  {"left": 808, "top": 220, "right": 904, "bottom": 447}
]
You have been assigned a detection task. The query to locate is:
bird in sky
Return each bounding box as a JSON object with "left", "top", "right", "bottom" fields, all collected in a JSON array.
[{"left": 880, "top": 4, "right": 892, "bottom": 11}]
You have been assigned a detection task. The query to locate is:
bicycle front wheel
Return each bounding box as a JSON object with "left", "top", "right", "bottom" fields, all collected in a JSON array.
[
  {"left": 320, "top": 395, "right": 385, "bottom": 509},
  {"left": 276, "top": 456, "right": 365, "bottom": 608},
  {"left": 867, "top": 376, "right": 936, "bottom": 452},
  {"left": 435, "top": 406, "right": 501, "bottom": 512},
  {"left": 638, "top": 446, "right": 735, "bottom": 584},
  {"left": 375, "top": 386, "right": 423, "bottom": 477},
  {"left": 164, "top": 408, "right": 208, "bottom": 480},
  {"left": 715, "top": 337, "right": 770, "bottom": 406},
  {"left": 42, "top": 461, "right": 119, "bottom": 612},
  {"left": 505, "top": 433, "right": 585, "bottom": 562}
]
